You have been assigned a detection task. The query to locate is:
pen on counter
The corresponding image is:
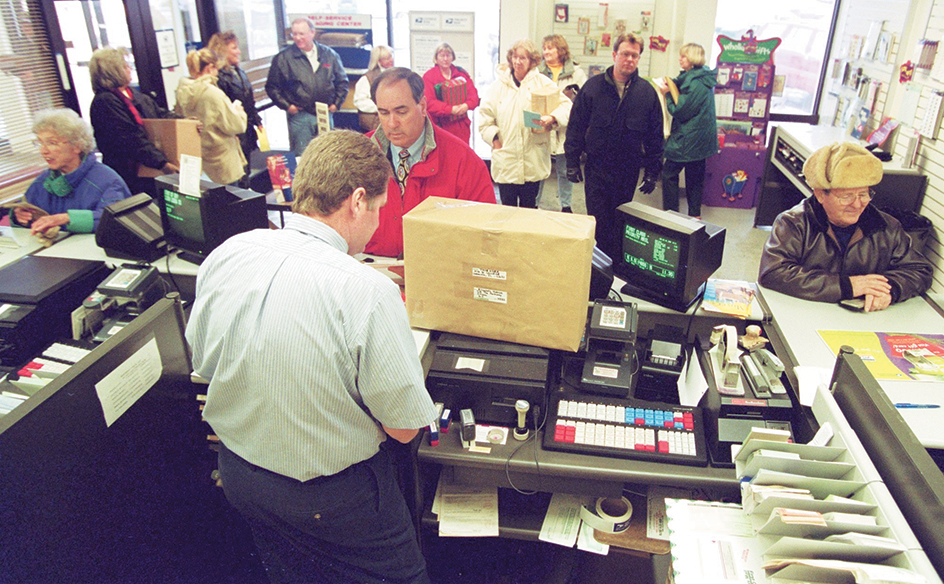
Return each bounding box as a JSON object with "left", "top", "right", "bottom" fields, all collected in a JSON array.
[{"left": 894, "top": 403, "right": 941, "bottom": 409}]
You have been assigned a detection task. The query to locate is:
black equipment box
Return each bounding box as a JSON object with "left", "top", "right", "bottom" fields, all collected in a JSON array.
[
  {"left": 426, "top": 332, "right": 550, "bottom": 427},
  {"left": 697, "top": 346, "right": 794, "bottom": 467},
  {"left": 0, "top": 256, "right": 109, "bottom": 367}
]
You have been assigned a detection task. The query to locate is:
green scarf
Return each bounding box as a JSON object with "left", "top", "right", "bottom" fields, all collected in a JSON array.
[{"left": 43, "top": 169, "right": 73, "bottom": 197}]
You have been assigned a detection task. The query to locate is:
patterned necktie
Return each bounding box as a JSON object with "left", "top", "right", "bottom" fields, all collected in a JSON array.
[{"left": 396, "top": 149, "right": 410, "bottom": 192}]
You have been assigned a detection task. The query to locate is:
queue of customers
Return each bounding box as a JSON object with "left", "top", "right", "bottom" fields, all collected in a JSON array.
[
  {"left": 10, "top": 23, "right": 684, "bottom": 263},
  {"left": 7, "top": 18, "right": 728, "bottom": 264},
  {"left": 5, "top": 21, "right": 935, "bottom": 584}
]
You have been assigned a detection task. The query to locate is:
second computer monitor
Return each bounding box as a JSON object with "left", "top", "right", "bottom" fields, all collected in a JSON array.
[{"left": 155, "top": 174, "right": 269, "bottom": 264}]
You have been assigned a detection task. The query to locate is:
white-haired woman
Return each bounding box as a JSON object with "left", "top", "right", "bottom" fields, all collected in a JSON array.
[
  {"left": 423, "top": 42, "right": 479, "bottom": 145},
  {"left": 12, "top": 108, "right": 132, "bottom": 235},
  {"left": 479, "top": 39, "right": 571, "bottom": 208},
  {"left": 354, "top": 45, "right": 393, "bottom": 132}
]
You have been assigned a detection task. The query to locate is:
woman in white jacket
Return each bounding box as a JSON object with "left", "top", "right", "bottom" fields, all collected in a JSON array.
[
  {"left": 479, "top": 39, "right": 571, "bottom": 208},
  {"left": 175, "top": 48, "right": 247, "bottom": 185}
]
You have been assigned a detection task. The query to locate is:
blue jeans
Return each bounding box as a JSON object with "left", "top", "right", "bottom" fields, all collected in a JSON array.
[
  {"left": 287, "top": 110, "right": 319, "bottom": 157},
  {"left": 552, "top": 155, "right": 572, "bottom": 208},
  {"left": 218, "top": 443, "right": 429, "bottom": 584},
  {"left": 536, "top": 155, "right": 573, "bottom": 209}
]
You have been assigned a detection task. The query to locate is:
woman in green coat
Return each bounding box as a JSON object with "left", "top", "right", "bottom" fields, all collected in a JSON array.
[{"left": 658, "top": 43, "right": 718, "bottom": 218}]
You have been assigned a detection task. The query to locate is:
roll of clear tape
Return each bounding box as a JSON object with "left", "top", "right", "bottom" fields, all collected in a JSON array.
[{"left": 579, "top": 496, "right": 633, "bottom": 533}]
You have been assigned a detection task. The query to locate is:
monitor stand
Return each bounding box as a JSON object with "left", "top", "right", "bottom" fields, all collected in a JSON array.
[{"left": 620, "top": 282, "right": 704, "bottom": 313}]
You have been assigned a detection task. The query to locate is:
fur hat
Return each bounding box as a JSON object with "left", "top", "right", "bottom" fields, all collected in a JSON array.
[{"left": 802, "top": 142, "right": 883, "bottom": 190}]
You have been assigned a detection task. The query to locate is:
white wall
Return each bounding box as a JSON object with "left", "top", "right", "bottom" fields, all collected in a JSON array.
[
  {"left": 883, "top": 0, "right": 944, "bottom": 294},
  {"left": 503, "top": 0, "right": 718, "bottom": 78}
]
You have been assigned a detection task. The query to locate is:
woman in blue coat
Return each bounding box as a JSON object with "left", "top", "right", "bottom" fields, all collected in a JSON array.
[
  {"left": 12, "top": 108, "right": 132, "bottom": 235},
  {"left": 659, "top": 43, "right": 718, "bottom": 218}
]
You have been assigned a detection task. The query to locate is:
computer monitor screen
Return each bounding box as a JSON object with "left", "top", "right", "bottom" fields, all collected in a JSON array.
[
  {"left": 155, "top": 175, "right": 268, "bottom": 263},
  {"left": 162, "top": 189, "right": 205, "bottom": 246},
  {"left": 623, "top": 222, "right": 682, "bottom": 285},
  {"left": 613, "top": 202, "right": 725, "bottom": 312}
]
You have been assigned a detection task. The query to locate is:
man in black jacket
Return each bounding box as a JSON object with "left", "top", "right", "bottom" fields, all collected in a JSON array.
[
  {"left": 564, "top": 32, "right": 664, "bottom": 261},
  {"left": 265, "top": 18, "right": 349, "bottom": 156}
]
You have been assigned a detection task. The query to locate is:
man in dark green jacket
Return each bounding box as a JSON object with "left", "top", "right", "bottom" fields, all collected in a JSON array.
[{"left": 658, "top": 43, "right": 718, "bottom": 218}]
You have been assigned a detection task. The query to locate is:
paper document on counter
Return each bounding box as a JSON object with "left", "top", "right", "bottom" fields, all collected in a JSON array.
[
  {"left": 95, "top": 336, "right": 162, "bottom": 427},
  {"left": 794, "top": 365, "right": 831, "bottom": 407},
  {"left": 539, "top": 493, "right": 584, "bottom": 547},
  {"left": 436, "top": 479, "right": 499, "bottom": 537},
  {"left": 818, "top": 330, "right": 944, "bottom": 382},
  {"left": 665, "top": 499, "right": 764, "bottom": 584},
  {"left": 763, "top": 558, "right": 926, "bottom": 584},
  {"left": 646, "top": 486, "right": 702, "bottom": 540},
  {"left": 576, "top": 523, "right": 609, "bottom": 555},
  {"left": 678, "top": 347, "right": 708, "bottom": 407}
]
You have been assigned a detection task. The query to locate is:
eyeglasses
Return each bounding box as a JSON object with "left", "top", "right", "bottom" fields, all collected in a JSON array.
[
  {"left": 32, "top": 139, "right": 64, "bottom": 149},
  {"left": 617, "top": 51, "right": 642, "bottom": 60},
  {"left": 830, "top": 189, "right": 875, "bottom": 204}
]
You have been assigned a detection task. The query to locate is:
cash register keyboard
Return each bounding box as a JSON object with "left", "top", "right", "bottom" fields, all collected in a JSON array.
[{"left": 543, "top": 393, "right": 709, "bottom": 466}]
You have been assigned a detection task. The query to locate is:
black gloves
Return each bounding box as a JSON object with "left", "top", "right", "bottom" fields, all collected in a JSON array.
[
  {"left": 639, "top": 173, "right": 657, "bottom": 194},
  {"left": 566, "top": 166, "right": 583, "bottom": 183}
]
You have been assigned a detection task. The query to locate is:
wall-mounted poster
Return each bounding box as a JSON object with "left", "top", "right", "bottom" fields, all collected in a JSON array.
[
  {"left": 578, "top": 17, "right": 590, "bottom": 35},
  {"left": 555, "top": 4, "right": 568, "bottom": 23},
  {"left": 597, "top": 3, "right": 608, "bottom": 28},
  {"left": 584, "top": 37, "right": 598, "bottom": 56},
  {"left": 601, "top": 33, "right": 611, "bottom": 47},
  {"left": 614, "top": 19, "right": 626, "bottom": 36}
]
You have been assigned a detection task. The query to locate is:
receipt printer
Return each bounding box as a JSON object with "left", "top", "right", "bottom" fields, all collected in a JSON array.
[
  {"left": 426, "top": 333, "right": 550, "bottom": 426},
  {"left": 580, "top": 300, "right": 638, "bottom": 398}
]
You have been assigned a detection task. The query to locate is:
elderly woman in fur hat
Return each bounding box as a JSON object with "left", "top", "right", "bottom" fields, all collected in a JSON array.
[{"left": 758, "top": 142, "right": 932, "bottom": 312}]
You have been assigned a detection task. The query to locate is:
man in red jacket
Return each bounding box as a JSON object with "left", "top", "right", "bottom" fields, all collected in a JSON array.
[{"left": 366, "top": 67, "right": 495, "bottom": 257}]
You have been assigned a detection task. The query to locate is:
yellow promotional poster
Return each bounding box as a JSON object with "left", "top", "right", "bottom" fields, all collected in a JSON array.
[{"left": 817, "top": 330, "right": 944, "bottom": 381}]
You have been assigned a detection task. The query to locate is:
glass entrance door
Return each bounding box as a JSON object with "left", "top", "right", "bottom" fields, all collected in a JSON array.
[{"left": 53, "top": 0, "right": 134, "bottom": 116}]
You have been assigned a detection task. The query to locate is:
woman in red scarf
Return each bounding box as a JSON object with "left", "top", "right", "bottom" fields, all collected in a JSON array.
[{"left": 88, "top": 47, "right": 180, "bottom": 197}]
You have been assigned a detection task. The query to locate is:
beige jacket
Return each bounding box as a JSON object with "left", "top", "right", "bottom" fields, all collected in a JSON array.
[
  {"left": 478, "top": 64, "right": 572, "bottom": 184},
  {"left": 175, "top": 75, "right": 247, "bottom": 185}
]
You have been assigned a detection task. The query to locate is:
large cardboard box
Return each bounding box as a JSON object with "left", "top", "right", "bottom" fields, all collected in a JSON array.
[
  {"left": 403, "top": 197, "right": 595, "bottom": 352},
  {"left": 137, "top": 118, "right": 201, "bottom": 177},
  {"left": 530, "top": 86, "right": 561, "bottom": 115}
]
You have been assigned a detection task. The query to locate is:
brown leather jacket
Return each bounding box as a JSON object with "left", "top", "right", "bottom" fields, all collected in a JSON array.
[{"left": 758, "top": 197, "right": 932, "bottom": 303}]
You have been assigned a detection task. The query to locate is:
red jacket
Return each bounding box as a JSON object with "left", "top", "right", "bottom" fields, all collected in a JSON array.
[
  {"left": 422, "top": 65, "right": 479, "bottom": 145},
  {"left": 366, "top": 120, "right": 495, "bottom": 257}
]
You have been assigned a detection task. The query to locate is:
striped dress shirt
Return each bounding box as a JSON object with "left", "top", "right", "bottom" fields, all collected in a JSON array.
[{"left": 185, "top": 213, "right": 437, "bottom": 481}]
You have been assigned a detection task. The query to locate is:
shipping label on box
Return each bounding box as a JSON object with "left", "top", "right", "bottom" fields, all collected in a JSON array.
[
  {"left": 403, "top": 197, "right": 595, "bottom": 352},
  {"left": 138, "top": 118, "right": 201, "bottom": 177}
]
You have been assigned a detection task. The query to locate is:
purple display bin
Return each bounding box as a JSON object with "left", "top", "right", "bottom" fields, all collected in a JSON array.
[{"left": 703, "top": 144, "right": 767, "bottom": 209}]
